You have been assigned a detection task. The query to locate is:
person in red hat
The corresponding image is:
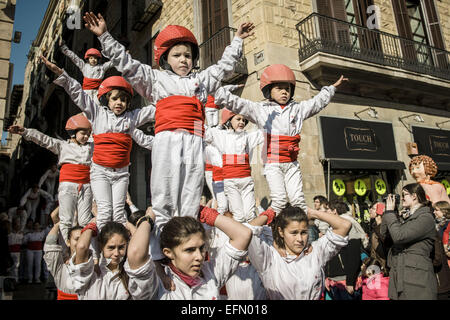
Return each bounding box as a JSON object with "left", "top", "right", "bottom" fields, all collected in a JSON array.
[
  {"left": 8, "top": 113, "right": 94, "bottom": 242},
  {"left": 205, "top": 107, "right": 263, "bottom": 223},
  {"left": 214, "top": 65, "right": 348, "bottom": 219},
  {"left": 82, "top": 12, "right": 255, "bottom": 263},
  {"left": 59, "top": 38, "right": 113, "bottom": 102},
  {"left": 41, "top": 56, "right": 155, "bottom": 233}
]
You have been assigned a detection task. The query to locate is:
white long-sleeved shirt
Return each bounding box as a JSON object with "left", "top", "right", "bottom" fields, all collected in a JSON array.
[
  {"left": 98, "top": 31, "right": 243, "bottom": 105},
  {"left": 205, "top": 127, "right": 263, "bottom": 167},
  {"left": 214, "top": 85, "right": 336, "bottom": 137},
  {"left": 53, "top": 71, "right": 155, "bottom": 136},
  {"left": 245, "top": 224, "right": 348, "bottom": 300},
  {"left": 23, "top": 229, "right": 47, "bottom": 249},
  {"left": 43, "top": 233, "right": 77, "bottom": 295},
  {"left": 20, "top": 188, "right": 53, "bottom": 206},
  {"left": 68, "top": 252, "right": 159, "bottom": 300},
  {"left": 22, "top": 128, "right": 93, "bottom": 167},
  {"left": 60, "top": 44, "right": 113, "bottom": 80},
  {"left": 38, "top": 168, "right": 60, "bottom": 187},
  {"left": 156, "top": 241, "right": 247, "bottom": 300}
]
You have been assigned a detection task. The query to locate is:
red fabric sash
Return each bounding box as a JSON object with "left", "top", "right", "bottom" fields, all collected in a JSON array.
[
  {"left": 205, "top": 162, "right": 213, "bottom": 172},
  {"left": 155, "top": 96, "right": 205, "bottom": 137},
  {"left": 212, "top": 166, "right": 224, "bottom": 182},
  {"left": 82, "top": 77, "right": 102, "bottom": 90},
  {"left": 27, "top": 241, "right": 43, "bottom": 251},
  {"left": 93, "top": 133, "right": 132, "bottom": 168},
  {"left": 9, "top": 244, "right": 21, "bottom": 253},
  {"left": 205, "top": 95, "right": 219, "bottom": 109},
  {"left": 222, "top": 154, "right": 251, "bottom": 179},
  {"left": 264, "top": 134, "right": 301, "bottom": 163},
  {"left": 168, "top": 262, "right": 202, "bottom": 288},
  {"left": 59, "top": 164, "right": 90, "bottom": 184},
  {"left": 57, "top": 289, "right": 78, "bottom": 300}
]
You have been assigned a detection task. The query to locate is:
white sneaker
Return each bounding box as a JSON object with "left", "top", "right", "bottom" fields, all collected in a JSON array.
[{"left": 34, "top": 279, "right": 41, "bottom": 284}]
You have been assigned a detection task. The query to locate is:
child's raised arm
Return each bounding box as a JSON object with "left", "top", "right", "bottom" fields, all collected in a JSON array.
[
  {"left": 127, "top": 208, "right": 155, "bottom": 270},
  {"left": 8, "top": 125, "right": 62, "bottom": 155},
  {"left": 41, "top": 56, "right": 98, "bottom": 121},
  {"left": 60, "top": 41, "right": 85, "bottom": 72},
  {"left": 198, "top": 22, "right": 254, "bottom": 95}
]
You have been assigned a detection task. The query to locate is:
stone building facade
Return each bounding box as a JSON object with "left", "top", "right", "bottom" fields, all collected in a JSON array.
[{"left": 4, "top": 0, "right": 450, "bottom": 216}]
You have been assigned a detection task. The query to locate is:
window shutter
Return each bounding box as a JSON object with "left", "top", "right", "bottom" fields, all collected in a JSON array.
[
  {"left": 356, "top": 0, "right": 382, "bottom": 53},
  {"left": 391, "top": 0, "right": 416, "bottom": 62},
  {"left": 316, "top": 0, "right": 350, "bottom": 45},
  {"left": 422, "top": 0, "right": 447, "bottom": 68}
]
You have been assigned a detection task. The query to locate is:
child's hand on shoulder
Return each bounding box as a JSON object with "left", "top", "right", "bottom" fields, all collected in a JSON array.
[
  {"left": 332, "top": 75, "right": 349, "bottom": 89},
  {"left": 236, "top": 22, "right": 255, "bottom": 40}
]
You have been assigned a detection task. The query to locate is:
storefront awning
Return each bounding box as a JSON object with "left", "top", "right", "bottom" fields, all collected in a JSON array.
[
  {"left": 321, "top": 158, "right": 406, "bottom": 170},
  {"left": 319, "top": 116, "right": 402, "bottom": 169},
  {"left": 411, "top": 126, "right": 450, "bottom": 173}
]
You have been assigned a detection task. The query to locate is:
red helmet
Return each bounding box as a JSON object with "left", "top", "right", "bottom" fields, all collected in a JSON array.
[
  {"left": 154, "top": 25, "right": 199, "bottom": 67},
  {"left": 97, "top": 76, "right": 134, "bottom": 100},
  {"left": 260, "top": 64, "right": 296, "bottom": 99},
  {"left": 84, "top": 48, "right": 102, "bottom": 59},
  {"left": 65, "top": 113, "right": 91, "bottom": 132},
  {"left": 221, "top": 108, "right": 236, "bottom": 125}
]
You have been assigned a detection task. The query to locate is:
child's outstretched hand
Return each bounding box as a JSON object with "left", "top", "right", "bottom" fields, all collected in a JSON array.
[
  {"left": 236, "top": 22, "right": 255, "bottom": 39},
  {"left": 41, "top": 56, "right": 63, "bottom": 76},
  {"left": 332, "top": 75, "right": 349, "bottom": 88},
  {"left": 8, "top": 125, "right": 25, "bottom": 135},
  {"left": 83, "top": 12, "right": 107, "bottom": 37}
]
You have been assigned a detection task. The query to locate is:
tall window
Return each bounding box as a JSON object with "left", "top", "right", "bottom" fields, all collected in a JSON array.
[{"left": 392, "top": 0, "right": 446, "bottom": 67}]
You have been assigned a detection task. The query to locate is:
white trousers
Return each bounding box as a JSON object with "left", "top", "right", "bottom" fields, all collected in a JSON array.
[
  {"left": 25, "top": 199, "right": 40, "bottom": 222},
  {"left": 213, "top": 179, "right": 229, "bottom": 215},
  {"left": 44, "top": 178, "right": 57, "bottom": 197},
  {"left": 9, "top": 252, "right": 20, "bottom": 280},
  {"left": 264, "top": 161, "right": 307, "bottom": 214},
  {"left": 58, "top": 181, "right": 93, "bottom": 241},
  {"left": 90, "top": 162, "right": 129, "bottom": 231},
  {"left": 224, "top": 176, "right": 257, "bottom": 222},
  {"left": 150, "top": 131, "right": 204, "bottom": 260},
  {"left": 26, "top": 250, "right": 42, "bottom": 281},
  {"left": 205, "top": 108, "right": 219, "bottom": 127}
]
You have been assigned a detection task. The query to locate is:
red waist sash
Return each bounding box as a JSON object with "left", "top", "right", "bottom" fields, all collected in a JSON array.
[
  {"left": 93, "top": 133, "right": 132, "bottom": 168},
  {"left": 205, "top": 161, "right": 213, "bottom": 172},
  {"left": 57, "top": 289, "right": 78, "bottom": 300},
  {"left": 9, "top": 244, "right": 21, "bottom": 253},
  {"left": 264, "top": 134, "right": 301, "bottom": 163},
  {"left": 222, "top": 154, "right": 251, "bottom": 179},
  {"left": 27, "top": 241, "right": 43, "bottom": 251},
  {"left": 155, "top": 96, "right": 205, "bottom": 137},
  {"left": 82, "top": 77, "right": 102, "bottom": 90},
  {"left": 59, "top": 164, "right": 90, "bottom": 184},
  {"left": 212, "top": 166, "right": 224, "bottom": 182},
  {"left": 205, "top": 95, "right": 219, "bottom": 109}
]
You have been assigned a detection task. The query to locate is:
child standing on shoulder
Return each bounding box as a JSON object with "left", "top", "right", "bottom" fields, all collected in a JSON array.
[
  {"left": 214, "top": 65, "right": 348, "bottom": 217},
  {"left": 59, "top": 38, "right": 113, "bottom": 101},
  {"left": 41, "top": 56, "right": 155, "bottom": 232},
  {"left": 82, "top": 12, "right": 255, "bottom": 260},
  {"left": 205, "top": 108, "right": 263, "bottom": 222},
  {"left": 9, "top": 114, "right": 93, "bottom": 242}
]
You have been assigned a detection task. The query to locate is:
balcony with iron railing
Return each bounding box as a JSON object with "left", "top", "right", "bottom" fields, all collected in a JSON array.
[
  {"left": 199, "top": 26, "right": 248, "bottom": 83},
  {"left": 295, "top": 13, "right": 450, "bottom": 110}
]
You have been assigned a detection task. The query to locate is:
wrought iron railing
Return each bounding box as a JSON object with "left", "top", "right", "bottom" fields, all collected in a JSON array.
[
  {"left": 296, "top": 13, "right": 450, "bottom": 80},
  {"left": 199, "top": 26, "right": 248, "bottom": 78}
]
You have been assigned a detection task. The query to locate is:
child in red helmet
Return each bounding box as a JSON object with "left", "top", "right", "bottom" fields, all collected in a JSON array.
[
  {"left": 59, "top": 38, "right": 113, "bottom": 102},
  {"left": 205, "top": 106, "right": 263, "bottom": 223},
  {"left": 40, "top": 56, "right": 155, "bottom": 232},
  {"left": 8, "top": 113, "right": 94, "bottom": 242},
  {"left": 214, "top": 65, "right": 348, "bottom": 218},
  {"left": 83, "top": 12, "right": 255, "bottom": 262}
]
